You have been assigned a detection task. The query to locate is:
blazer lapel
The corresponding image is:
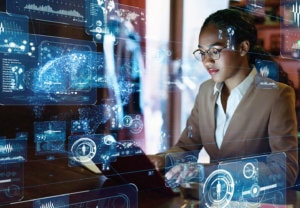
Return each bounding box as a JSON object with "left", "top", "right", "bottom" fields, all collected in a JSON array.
[
  {"left": 204, "top": 87, "right": 221, "bottom": 160},
  {"left": 219, "top": 82, "right": 255, "bottom": 155}
]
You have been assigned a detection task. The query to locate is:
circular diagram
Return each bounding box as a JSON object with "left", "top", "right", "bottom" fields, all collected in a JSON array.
[
  {"left": 122, "top": 115, "right": 133, "bottom": 127},
  {"left": 102, "top": 134, "right": 116, "bottom": 145},
  {"left": 203, "top": 169, "right": 234, "bottom": 208},
  {"left": 243, "top": 162, "right": 256, "bottom": 179},
  {"left": 130, "top": 116, "right": 143, "bottom": 134},
  {"left": 70, "top": 137, "right": 97, "bottom": 163}
]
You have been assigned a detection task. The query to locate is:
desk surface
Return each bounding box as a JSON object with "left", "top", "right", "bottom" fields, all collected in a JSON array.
[{"left": 1, "top": 155, "right": 300, "bottom": 208}]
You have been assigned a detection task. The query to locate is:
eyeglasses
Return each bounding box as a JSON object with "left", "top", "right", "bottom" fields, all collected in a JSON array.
[{"left": 192, "top": 47, "right": 226, "bottom": 61}]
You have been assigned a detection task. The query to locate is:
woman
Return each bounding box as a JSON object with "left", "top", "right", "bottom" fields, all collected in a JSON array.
[{"left": 150, "top": 8, "right": 298, "bottom": 188}]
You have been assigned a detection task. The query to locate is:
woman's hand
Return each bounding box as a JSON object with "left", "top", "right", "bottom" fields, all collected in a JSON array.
[{"left": 165, "top": 162, "right": 205, "bottom": 188}]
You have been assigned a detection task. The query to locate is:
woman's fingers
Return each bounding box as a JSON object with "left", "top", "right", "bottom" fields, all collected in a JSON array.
[
  {"left": 165, "top": 164, "right": 183, "bottom": 180},
  {"left": 165, "top": 163, "right": 203, "bottom": 186}
]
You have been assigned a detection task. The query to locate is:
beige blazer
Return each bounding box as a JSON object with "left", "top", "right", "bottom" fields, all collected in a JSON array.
[{"left": 171, "top": 76, "right": 298, "bottom": 186}]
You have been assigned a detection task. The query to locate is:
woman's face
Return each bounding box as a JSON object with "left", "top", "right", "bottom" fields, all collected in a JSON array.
[{"left": 198, "top": 23, "right": 249, "bottom": 86}]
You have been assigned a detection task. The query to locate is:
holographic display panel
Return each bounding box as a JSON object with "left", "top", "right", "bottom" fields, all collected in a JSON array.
[
  {"left": 0, "top": 162, "right": 24, "bottom": 205},
  {"left": 164, "top": 152, "right": 287, "bottom": 207},
  {"left": 255, "top": 59, "right": 279, "bottom": 81},
  {"left": 6, "top": 0, "right": 86, "bottom": 26},
  {"left": 0, "top": 135, "right": 27, "bottom": 205},
  {"left": 255, "top": 59, "right": 279, "bottom": 89},
  {"left": 34, "top": 121, "right": 66, "bottom": 155},
  {"left": 0, "top": 34, "right": 97, "bottom": 105},
  {"left": 68, "top": 134, "right": 142, "bottom": 170},
  {"left": 202, "top": 153, "right": 286, "bottom": 207}
]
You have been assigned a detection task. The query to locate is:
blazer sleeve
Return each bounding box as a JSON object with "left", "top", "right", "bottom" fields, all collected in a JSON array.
[{"left": 262, "top": 84, "right": 298, "bottom": 187}]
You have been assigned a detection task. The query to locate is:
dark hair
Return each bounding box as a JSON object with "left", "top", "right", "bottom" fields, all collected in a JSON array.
[
  {"left": 200, "top": 9, "right": 293, "bottom": 86},
  {"left": 200, "top": 8, "right": 257, "bottom": 64}
]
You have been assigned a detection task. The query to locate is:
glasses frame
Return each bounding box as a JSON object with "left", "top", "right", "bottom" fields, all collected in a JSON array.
[{"left": 192, "top": 47, "right": 227, "bottom": 61}]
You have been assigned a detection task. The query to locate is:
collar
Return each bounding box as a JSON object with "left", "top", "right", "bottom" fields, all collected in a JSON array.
[{"left": 213, "top": 67, "right": 257, "bottom": 95}]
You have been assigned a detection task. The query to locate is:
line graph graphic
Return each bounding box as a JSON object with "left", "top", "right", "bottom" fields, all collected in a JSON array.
[
  {"left": 6, "top": 0, "right": 86, "bottom": 26},
  {"left": 24, "top": 4, "right": 84, "bottom": 19}
]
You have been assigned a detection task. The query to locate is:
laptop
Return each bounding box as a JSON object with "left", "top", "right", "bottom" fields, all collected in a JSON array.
[
  {"left": 68, "top": 134, "right": 177, "bottom": 195},
  {"left": 71, "top": 136, "right": 202, "bottom": 196},
  {"left": 97, "top": 151, "right": 179, "bottom": 196}
]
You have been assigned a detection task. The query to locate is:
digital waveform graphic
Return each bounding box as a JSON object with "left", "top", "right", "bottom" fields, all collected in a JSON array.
[
  {"left": 24, "top": 4, "right": 83, "bottom": 18},
  {"left": 0, "top": 143, "right": 14, "bottom": 154},
  {"left": 39, "top": 201, "right": 55, "bottom": 208},
  {"left": 292, "top": 2, "right": 300, "bottom": 27}
]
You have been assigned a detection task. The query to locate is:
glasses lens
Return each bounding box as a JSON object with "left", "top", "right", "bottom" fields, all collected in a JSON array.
[
  {"left": 193, "top": 50, "right": 202, "bottom": 61},
  {"left": 193, "top": 48, "right": 223, "bottom": 61},
  {"left": 209, "top": 48, "right": 220, "bottom": 60}
]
